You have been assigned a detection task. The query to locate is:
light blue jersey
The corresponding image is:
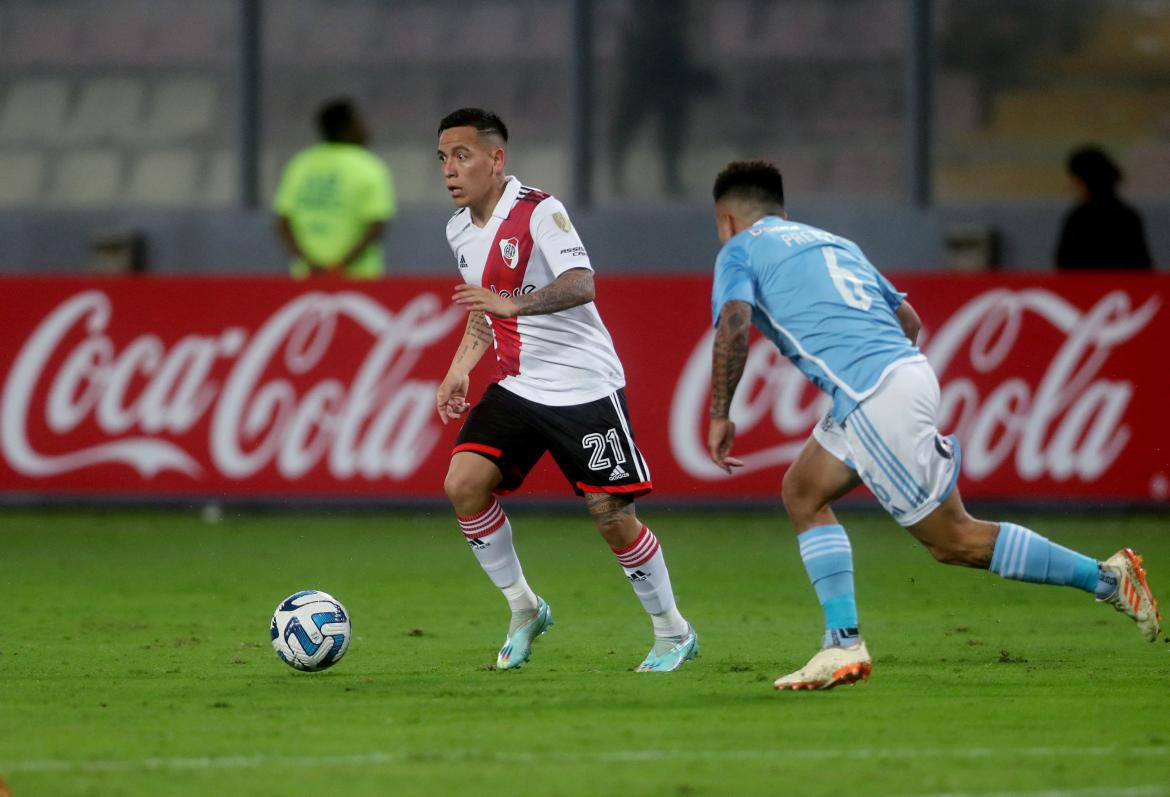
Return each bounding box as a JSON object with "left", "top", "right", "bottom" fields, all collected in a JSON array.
[{"left": 711, "top": 216, "right": 924, "bottom": 423}]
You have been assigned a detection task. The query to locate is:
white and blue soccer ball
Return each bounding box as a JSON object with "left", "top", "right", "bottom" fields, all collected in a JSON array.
[{"left": 270, "top": 590, "right": 351, "bottom": 672}]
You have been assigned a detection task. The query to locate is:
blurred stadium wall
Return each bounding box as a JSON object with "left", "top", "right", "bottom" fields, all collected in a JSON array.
[{"left": 0, "top": 0, "right": 1167, "bottom": 274}]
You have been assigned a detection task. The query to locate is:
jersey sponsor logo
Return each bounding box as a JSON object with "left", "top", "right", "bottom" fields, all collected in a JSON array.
[
  {"left": 499, "top": 237, "right": 520, "bottom": 269},
  {"left": 487, "top": 283, "right": 536, "bottom": 299},
  {"left": 458, "top": 255, "right": 468, "bottom": 269},
  {"left": 553, "top": 212, "right": 572, "bottom": 233},
  {"left": 559, "top": 246, "right": 587, "bottom": 257}
]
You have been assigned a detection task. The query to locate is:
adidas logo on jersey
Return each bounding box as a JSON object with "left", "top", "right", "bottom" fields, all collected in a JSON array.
[
  {"left": 627, "top": 569, "right": 651, "bottom": 583},
  {"left": 458, "top": 255, "right": 468, "bottom": 269},
  {"left": 608, "top": 464, "right": 629, "bottom": 481},
  {"left": 467, "top": 537, "right": 489, "bottom": 549}
]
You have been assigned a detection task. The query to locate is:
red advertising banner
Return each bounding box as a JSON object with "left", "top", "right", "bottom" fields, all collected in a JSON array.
[{"left": 0, "top": 275, "right": 1166, "bottom": 503}]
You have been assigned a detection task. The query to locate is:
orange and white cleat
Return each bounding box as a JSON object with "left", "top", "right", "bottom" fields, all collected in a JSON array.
[
  {"left": 773, "top": 640, "right": 872, "bottom": 691},
  {"left": 1100, "top": 549, "right": 1162, "bottom": 642}
]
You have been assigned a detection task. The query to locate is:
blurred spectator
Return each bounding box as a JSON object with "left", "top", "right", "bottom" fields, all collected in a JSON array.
[
  {"left": 608, "top": 0, "right": 715, "bottom": 197},
  {"left": 1055, "top": 145, "right": 1152, "bottom": 270},
  {"left": 275, "top": 98, "right": 396, "bottom": 279}
]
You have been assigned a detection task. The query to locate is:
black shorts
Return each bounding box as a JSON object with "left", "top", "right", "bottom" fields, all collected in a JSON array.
[{"left": 453, "top": 384, "right": 653, "bottom": 497}]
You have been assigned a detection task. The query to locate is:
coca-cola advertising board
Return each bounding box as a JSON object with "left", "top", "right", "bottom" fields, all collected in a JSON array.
[{"left": 1, "top": 275, "right": 1166, "bottom": 504}]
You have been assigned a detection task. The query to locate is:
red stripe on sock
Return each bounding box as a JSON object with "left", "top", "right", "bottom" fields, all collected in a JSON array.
[
  {"left": 612, "top": 525, "right": 650, "bottom": 556},
  {"left": 614, "top": 526, "right": 660, "bottom": 568},
  {"left": 459, "top": 501, "right": 506, "bottom": 538}
]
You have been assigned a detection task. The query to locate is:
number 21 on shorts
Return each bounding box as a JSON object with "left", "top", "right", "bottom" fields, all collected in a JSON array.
[{"left": 582, "top": 429, "right": 627, "bottom": 471}]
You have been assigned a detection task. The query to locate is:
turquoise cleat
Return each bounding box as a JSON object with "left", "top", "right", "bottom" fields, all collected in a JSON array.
[
  {"left": 636, "top": 624, "right": 699, "bottom": 672},
  {"left": 496, "top": 598, "right": 553, "bottom": 670}
]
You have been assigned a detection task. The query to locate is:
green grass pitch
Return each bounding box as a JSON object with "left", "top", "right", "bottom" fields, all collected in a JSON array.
[{"left": 0, "top": 507, "right": 1167, "bottom": 797}]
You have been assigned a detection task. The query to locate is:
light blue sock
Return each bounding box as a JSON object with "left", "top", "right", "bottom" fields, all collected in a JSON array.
[
  {"left": 990, "top": 522, "right": 1112, "bottom": 597},
  {"left": 797, "top": 524, "right": 859, "bottom": 633}
]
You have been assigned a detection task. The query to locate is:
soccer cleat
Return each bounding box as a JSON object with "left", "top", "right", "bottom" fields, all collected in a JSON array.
[
  {"left": 1099, "top": 549, "right": 1162, "bottom": 642},
  {"left": 773, "top": 640, "right": 872, "bottom": 691},
  {"left": 636, "top": 625, "right": 700, "bottom": 672},
  {"left": 496, "top": 598, "right": 553, "bottom": 670}
]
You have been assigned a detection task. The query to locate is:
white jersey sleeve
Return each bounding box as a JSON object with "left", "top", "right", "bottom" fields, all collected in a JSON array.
[{"left": 531, "top": 198, "right": 593, "bottom": 276}]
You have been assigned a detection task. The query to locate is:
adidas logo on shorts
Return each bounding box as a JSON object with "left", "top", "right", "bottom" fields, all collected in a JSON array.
[{"left": 609, "top": 464, "right": 629, "bottom": 481}]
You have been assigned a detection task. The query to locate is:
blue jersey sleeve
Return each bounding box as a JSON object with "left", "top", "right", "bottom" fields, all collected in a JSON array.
[
  {"left": 711, "top": 237, "right": 756, "bottom": 326},
  {"left": 875, "top": 267, "right": 906, "bottom": 311}
]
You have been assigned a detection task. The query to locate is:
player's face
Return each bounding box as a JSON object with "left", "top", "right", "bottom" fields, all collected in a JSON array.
[{"left": 437, "top": 126, "right": 504, "bottom": 209}]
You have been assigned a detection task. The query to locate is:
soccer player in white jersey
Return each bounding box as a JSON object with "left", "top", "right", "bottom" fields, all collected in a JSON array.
[
  {"left": 433, "top": 107, "right": 699, "bottom": 673},
  {"left": 705, "top": 161, "right": 1162, "bottom": 691}
]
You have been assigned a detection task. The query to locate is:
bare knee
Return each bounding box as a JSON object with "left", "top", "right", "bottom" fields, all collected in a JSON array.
[
  {"left": 780, "top": 469, "right": 833, "bottom": 531},
  {"left": 444, "top": 468, "right": 492, "bottom": 517}
]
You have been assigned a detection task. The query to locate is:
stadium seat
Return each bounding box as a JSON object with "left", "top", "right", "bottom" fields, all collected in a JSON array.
[
  {"left": 0, "top": 78, "right": 71, "bottom": 143},
  {"left": 126, "top": 149, "right": 199, "bottom": 206},
  {"left": 140, "top": 77, "right": 219, "bottom": 142},
  {"left": 204, "top": 149, "right": 282, "bottom": 207},
  {"left": 48, "top": 149, "right": 123, "bottom": 206},
  {"left": 64, "top": 78, "right": 146, "bottom": 143},
  {"left": 202, "top": 149, "right": 237, "bottom": 207},
  {"left": 0, "top": 151, "right": 45, "bottom": 205}
]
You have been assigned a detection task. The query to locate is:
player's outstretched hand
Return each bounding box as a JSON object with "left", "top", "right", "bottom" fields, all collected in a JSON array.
[
  {"left": 436, "top": 371, "right": 471, "bottom": 425},
  {"left": 708, "top": 417, "right": 744, "bottom": 474},
  {"left": 453, "top": 284, "right": 519, "bottom": 318}
]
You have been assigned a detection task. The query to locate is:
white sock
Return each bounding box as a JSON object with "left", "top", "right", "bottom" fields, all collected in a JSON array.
[
  {"left": 613, "top": 525, "right": 688, "bottom": 637},
  {"left": 458, "top": 500, "right": 538, "bottom": 612}
]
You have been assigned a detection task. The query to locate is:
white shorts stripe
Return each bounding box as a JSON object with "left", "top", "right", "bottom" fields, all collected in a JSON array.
[{"left": 609, "top": 392, "right": 649, "bottom": 483}]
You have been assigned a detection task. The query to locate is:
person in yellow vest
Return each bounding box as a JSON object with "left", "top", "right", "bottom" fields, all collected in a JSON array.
[{"left": 275, "top": 98, "right": 396, "bottom": 279}]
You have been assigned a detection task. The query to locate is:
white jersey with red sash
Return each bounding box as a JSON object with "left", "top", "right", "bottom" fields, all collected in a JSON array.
[{"left": 446, "top": 176, "right": 626, "bottom": 406}]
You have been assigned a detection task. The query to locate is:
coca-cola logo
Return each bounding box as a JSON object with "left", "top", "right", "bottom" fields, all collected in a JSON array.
[
  {"left": 1, "top": 290, "right": 465, "bottom": 482},
  {"left": 670, "top": 288, "right": 1160, "bottom": 484}
]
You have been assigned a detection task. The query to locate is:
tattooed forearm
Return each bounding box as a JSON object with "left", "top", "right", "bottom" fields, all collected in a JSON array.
[
  {"left": 513, "top": 268, "right": 595, "bottom": 316},
  {"left": 467, "top": 310, "right": 493, "bottom": 346},
  {"left": 710, "top": 300, "right": 752, "bottom": 419},
  {"left": 451, "top": 311, "right": 493, "bottom": 369}
]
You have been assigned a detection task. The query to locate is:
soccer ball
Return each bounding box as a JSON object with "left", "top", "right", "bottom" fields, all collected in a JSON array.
[{"left": 270, "top": 590, "right": 351, "bottom": 671}]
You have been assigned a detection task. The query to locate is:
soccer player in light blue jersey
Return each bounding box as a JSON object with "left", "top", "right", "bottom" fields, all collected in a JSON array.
[{"left": 705, "top": 161, "right": 1162, "bottom": 691}]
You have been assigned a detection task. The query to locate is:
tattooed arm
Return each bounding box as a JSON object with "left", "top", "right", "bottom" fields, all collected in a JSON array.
[
  {"left": 707, "top": 299, "right": 752, "bottom": 473},
  {"left": 436, "top": 310, "right": 494, "bottom": 425},
  {"left": 451, "top": 268, "right": 595, "bottom": 318}
]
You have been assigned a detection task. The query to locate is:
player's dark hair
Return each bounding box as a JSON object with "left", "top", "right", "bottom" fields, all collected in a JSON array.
[
  {"left": 1067, "top": 145, "right": 1122, "bottom": 195},
  {"left": 712, "top": 160, "right": 785, "bottom": 212},
  {"left": 437, "top": 108, "right": 509, "bottom": 143},
  {"left": 317, "top": 98, "right": 359, "bottom": 142}
]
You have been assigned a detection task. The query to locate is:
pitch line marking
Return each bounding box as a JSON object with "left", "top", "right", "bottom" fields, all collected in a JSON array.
[{"left": 2, "top": 746, "right": 1168, "bottom": 775}]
